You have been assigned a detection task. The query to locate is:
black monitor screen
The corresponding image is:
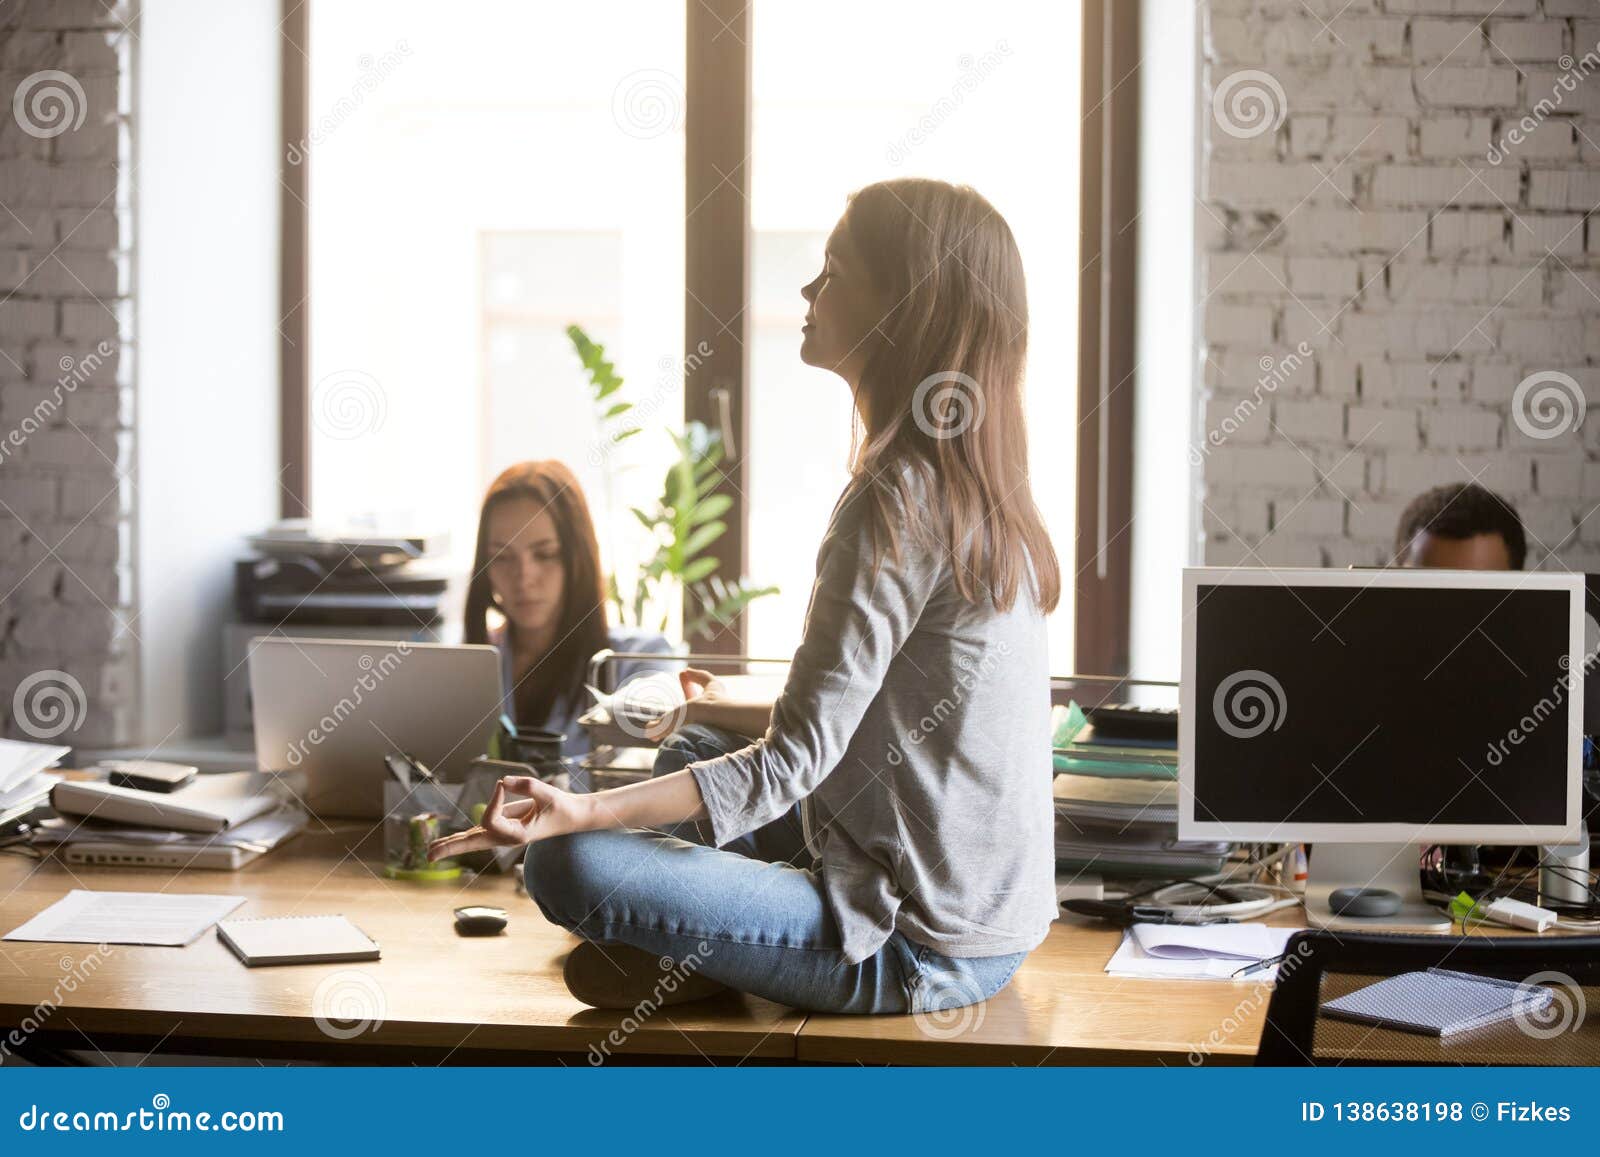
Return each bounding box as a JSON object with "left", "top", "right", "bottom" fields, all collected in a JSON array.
[{"left": 1191, "top": 583, "right": 1573, "bottom": 828}]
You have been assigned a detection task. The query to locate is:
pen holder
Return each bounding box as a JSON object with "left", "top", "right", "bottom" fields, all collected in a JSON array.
[{"left": 382, "top": 780, "right": 470, "bottom": 882}]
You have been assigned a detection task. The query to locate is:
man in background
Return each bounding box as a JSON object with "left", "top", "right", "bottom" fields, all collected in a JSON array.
[{"left": 1392, "top": 481, "right": 1527, "bottom": 570}]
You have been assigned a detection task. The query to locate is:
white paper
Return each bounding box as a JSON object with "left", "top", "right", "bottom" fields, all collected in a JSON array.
[
  {"left": 0, "top": 771, "right": 58, "bottom": 810},
  {"left": 0, "top": 739, "right": 69, "bottom": 794},
  {"left": 1107, "top": 924, "right": 1303, "bottom": 981},
  {"left": 3, "top": 889, "right": 246, "bottom": 946},
  {"left": 1130, "top": 921, "right": 1296, "bottom": 961}
]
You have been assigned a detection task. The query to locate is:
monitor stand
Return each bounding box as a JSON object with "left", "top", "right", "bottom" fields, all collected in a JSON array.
[{"left": 1304, "top": 842, "right": 1451, "bottom": 933}]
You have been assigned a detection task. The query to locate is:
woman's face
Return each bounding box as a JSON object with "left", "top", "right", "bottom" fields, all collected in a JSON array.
[
  {"left": 800, "top": 218, "right": 885, "bottom": 387},
  {"left": 484, "top": 496, "right": 565, "bottom": 638}
]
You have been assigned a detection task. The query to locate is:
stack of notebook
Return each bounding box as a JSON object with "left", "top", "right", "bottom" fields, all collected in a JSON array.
[
  {"left": 0, "top": 739, "right": 68, "bottom": 831},
  {"left": 35, "top": 770, "right": 308, "bottom": 870},
  {"left": 1052, "top": 704, "right": 1231, "bottom": 878}
]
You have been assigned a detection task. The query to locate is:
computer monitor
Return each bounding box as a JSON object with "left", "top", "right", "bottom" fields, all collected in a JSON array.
[
  {"left": 1180, "top": 567, "right": 1586, "bottom": 931},
  {"left": 1586, "top": 574, "right": 1600, "bottom": 738}
]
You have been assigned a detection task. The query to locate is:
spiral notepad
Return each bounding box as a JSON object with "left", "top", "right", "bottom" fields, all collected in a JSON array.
[
  {"left": 216, "top": 915, "right": 380, "bottom": 967},
  {"left": 1322, "top": 968, "right": 1552, "bottom": 1037}
]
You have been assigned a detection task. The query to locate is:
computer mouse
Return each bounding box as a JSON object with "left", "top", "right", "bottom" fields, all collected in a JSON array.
[
  {"left": 453, "top": 905, "right": 508, "bottom": 936},
  {"left": 1328, "top": 887, "right": 1402, "bottom": 917}
]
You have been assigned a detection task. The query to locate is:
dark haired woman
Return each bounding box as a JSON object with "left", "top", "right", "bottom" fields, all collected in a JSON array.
[
  {"left": 435, "top": 178, "right": 1061, "bottom": 1020},
  {"left": 464, "top": 459, "right": 675, "bottom": 759}
]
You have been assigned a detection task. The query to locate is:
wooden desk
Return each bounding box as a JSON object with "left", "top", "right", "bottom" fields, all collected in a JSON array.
[
  {"left": 13, "top": 833, "right": 1548, "bottom": 1066},
  {"left": 797, "top": 914, "right": 1278, "bottom": 1065},
  {"left": 0, "top": 828, "right": 802, "bottom": 1064}
]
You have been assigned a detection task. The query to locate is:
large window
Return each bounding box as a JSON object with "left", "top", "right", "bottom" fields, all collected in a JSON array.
[
  {"left": 300, "top": 2, "right": 1102, "bottom": 668},
  {"left": 307, "top": 1, "right": 685, "bottom": 610},
  {"left": 746, "top": 0, "right": 1081, "bottom": 663}
]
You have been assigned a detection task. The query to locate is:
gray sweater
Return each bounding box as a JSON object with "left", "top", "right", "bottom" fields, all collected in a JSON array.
[{"left": 690, "top": 472, "right": 1057, "bottom": 964}]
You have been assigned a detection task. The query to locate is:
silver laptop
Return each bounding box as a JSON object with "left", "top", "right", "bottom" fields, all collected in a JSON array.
[{"left": 248, "top": 637, "right": 502, "bottom": 818}]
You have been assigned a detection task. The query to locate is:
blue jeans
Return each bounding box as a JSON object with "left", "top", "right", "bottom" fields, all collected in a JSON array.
[{"left": 522, "top": 725, "right": 1028, "bottom": 1014}]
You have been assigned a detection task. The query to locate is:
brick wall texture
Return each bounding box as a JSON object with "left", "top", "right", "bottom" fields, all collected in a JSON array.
[
  {"left": 1198, "top": 0, "right": 1599, "bottom": 572},
  {"left": 0, "top": 0, "right": 133, "bottom": 746}
]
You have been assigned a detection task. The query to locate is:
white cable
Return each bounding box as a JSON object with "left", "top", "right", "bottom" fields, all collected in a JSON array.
[{"left": 1145, "top": 880, "right": 1303, "bottom": 922}]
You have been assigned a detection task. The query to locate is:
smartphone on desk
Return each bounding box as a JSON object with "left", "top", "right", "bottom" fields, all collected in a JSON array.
[{"left": 100, "top": 760, "right": 197, "bottom": 793}]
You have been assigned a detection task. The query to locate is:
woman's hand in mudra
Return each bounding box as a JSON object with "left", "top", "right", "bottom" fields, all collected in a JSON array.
[{"left": 427, "top": 776, "right": 590, "bottom": 861}]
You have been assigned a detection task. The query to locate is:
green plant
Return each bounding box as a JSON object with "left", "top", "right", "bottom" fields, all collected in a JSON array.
[{"left": 567, "top": 325, "right": 777, "bottom": 643}]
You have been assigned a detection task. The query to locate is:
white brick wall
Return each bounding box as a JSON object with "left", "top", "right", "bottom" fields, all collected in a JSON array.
[
  {"left": 0, "top": 0, "right": 135, "bottom": 746},
  {"left": 1198, "top": 0, "right": 1599, "bottom": 571}
]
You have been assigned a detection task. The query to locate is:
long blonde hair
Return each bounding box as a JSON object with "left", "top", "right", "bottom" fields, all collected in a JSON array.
[{"left": 843, "top": 178, "right": 1060, "bottom": 614}]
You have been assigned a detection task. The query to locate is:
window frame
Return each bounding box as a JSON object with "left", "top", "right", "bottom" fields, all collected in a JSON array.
[{"left": 279, "top": 0, "right": 1138, "bottom": 672}]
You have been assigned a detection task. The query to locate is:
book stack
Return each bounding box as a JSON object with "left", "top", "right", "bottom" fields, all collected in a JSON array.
[
  {"left": 0, "top": 739, "right": 68, "bottom": 832},
  {"left": 34, "top": 770, "right": 307, "bottom": 871},
  {"left": 1052, "top": 706, "right": 1231, "bottom": 879}
]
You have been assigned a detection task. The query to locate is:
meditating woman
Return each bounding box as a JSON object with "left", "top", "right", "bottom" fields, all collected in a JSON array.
[
  {"left": 464, "top": 459, "right": 675, "bottom": 760},
  {"left": 434, "top": 178, "right": 1061, "bottom": 1016}
]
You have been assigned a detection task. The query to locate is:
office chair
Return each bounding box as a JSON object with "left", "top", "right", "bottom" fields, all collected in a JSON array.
[{"left": 1256, "top": 930, "right": 1600, "bottom": 1066}]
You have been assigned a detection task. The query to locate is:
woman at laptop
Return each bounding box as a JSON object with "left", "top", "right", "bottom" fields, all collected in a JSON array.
[
  {"left": 434, "top": 179, "right": 1060, "bottom": 1019},
  {"left": 464, "top": 459, "right": 675, "bottom": 760}
]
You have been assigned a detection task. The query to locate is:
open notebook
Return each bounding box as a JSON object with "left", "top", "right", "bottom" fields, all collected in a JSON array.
[{"left": 216, "top": 915, "right": 380, "bottom": 967}]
